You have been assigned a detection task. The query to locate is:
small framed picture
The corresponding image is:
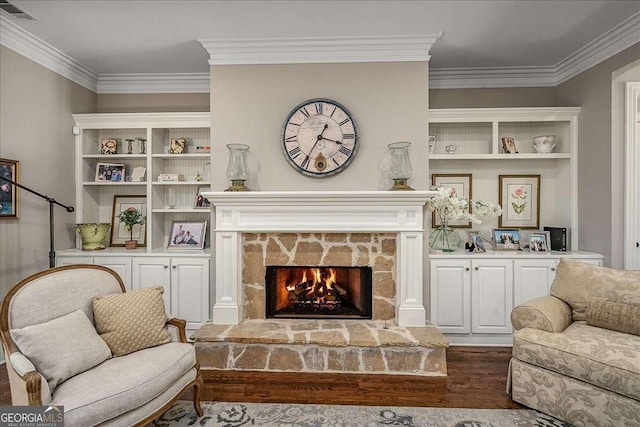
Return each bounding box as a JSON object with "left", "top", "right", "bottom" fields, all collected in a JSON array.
[
  {"left": 499, "top": 175, "right": 540, "bottom": 229},
  {"left": 468, "top": 231, "right": 486, "bottom": 253},
  {"left": 194, "top": 186, "right": 211, "bottom": 209},
  {"left": 100, "top": 139, "right": 118, "bottom": 154},
  {"left": 0, "top": 158, "right": 20, "bottom": 219},
  {"left": 168, "top": 221, "right": 207, "bottom": 250},
  {"left": 528, "top": 231, "right": 551, "bottom": 253},
  {"left": 501, "top": 137, "right": 517, "bottom": 154},
  {"left": 493, "top": 228, "right": 522, "bottom": 251},
  {"left": 110, "top": 195, "right": 147, "bottom": 247},
  {"left": 95, "top": 163, "right": 125, "bottom": 182},
  {"left": 431, "top": 173, "right": 473, "bottom": 228},
  {"left": 169, "top": 138, "right": 187, "bottom": 154}
]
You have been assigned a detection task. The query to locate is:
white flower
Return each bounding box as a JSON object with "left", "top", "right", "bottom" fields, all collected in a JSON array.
[{"left": 428, "top": 186, "right": 502, "bottom": 225}]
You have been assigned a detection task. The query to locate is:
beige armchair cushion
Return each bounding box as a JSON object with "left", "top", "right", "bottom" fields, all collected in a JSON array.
[
  {"left": 511, "top": 295, "right": 572, "bottom": 332},
  {"left": 550, "top": 258, "right": 640, "bottom": 321},
  {"left": 587, "top": 300, "right": 640, "bottom": 336},
  {"left": 93, "top": 286, "right": 170, "bottom": 356},
  {"left": 10, "top": 310, "right": 111, "bottom": 390}
]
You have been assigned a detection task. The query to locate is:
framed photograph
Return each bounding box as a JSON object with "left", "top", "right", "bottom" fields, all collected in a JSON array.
[
  {"left": 110, "top": 195, "right": 147, "bottom": 247},
  {"left": 468, "top": 231, "right": 486, "bottom": 253},
  {"left": 168, "top": 221, "right": 207, "bottom": 250},
  {"left": 528, "top": 231, "right": 551, "bottom": 253},
  {"left": 169, "top": 138, "right": 187, "bottom": 154},
  {"left": 100, "top": 139, "right": 118, "bottom": 154},
  {"left": 499, "top": 175, "right": 540, "bottom": 229},
  {"left": 194, "top": 186, "right": 211, "bottom": 209},
  {"left": 0, "top": 158, "right": 20, "bottom": 219},
  {"left": 431, "top": 174, "right": 472, "bottom": 228},
  {"left": 501, "top": 137, "right": 517, "bottom": 154},
  {"left": 96, "top": 163, "right": 125, "bottom": 182},
  {"left": 493, "top": 228, "right": 522, "bottom": 251}
]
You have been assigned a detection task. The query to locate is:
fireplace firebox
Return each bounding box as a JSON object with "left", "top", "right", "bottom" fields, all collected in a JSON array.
[{"left": 265, "top": 266, "right": 372, "bottom": 319}]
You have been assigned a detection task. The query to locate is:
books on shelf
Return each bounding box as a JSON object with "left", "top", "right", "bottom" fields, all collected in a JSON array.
[{"left": 157, "top": 174, "right": 184, "bottom": 182}]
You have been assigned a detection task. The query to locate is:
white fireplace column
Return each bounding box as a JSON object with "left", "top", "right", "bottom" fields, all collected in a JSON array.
[{"left": 202, "top": 191, "right": 437, "bottom": 327}]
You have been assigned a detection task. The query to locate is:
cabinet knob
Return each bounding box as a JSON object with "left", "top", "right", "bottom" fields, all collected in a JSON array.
[
  {"left": 465, "top": 267, "right": 470, "bottom": 271},
  {"left": 550, "top": 267, "right": 556, "bottom": 271},
  {"left": 474, "top": 266, "right": 479, "bottom": 271},
  {"left": 164, "top": 265, "right": 168, "bottom": 269},
  {"left": 172, "top": 265, "right": 177, "bottom": 269}
]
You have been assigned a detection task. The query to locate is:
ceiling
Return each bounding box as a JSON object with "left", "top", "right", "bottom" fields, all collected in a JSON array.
[{"left": 3, "top": 0, "right": 639, "bottom": 79}]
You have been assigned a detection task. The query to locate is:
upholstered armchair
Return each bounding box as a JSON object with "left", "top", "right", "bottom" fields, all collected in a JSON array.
[{"left": 0, "top": 264, "right": 203, "bottom": 426}]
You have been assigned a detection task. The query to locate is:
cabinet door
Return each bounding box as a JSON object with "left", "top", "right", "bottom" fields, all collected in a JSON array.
[
  {"left": 56, "top": 256, "right": 93, "bottom": 267},
  {"left": 429, "top": 260, "right": 471, "bottom": 334},
  {"left": 513, "top": 259, "right": 556, "bottom": 305},
  {"left": 170, "top": 258, "right": 210, "bottom": 326},
  {"left": 94, "top": 257, "right": 132, "bottom": 291},
  {"left": 471, "top": 260, "right": 513, "bottom": 334},
  {"left": 132, "top": 257, "right": 171, "bottom": 313}
]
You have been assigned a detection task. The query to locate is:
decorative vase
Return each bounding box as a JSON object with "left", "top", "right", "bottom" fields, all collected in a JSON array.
[
  {"left": 75, "top": 223, "right": 110, "bottom": 251},
  {"left": 225, "top": 143, "right": 250, "bottom": 191},
  {"left": 387, "top": 141, "right": 414, "bottom": 191},
  {"left": 125, "top": 240, "right": 137, "bottom": 250},
  {"left": 429, "top": 223, "right": 462, "bottom": 252}
]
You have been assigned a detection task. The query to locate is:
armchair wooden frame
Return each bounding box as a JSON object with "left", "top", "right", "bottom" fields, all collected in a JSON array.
[{"left": 0, "top": 264, "right": 204, "bottom": 426}]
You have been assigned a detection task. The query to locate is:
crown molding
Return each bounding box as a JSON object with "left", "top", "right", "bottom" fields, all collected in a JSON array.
[
  {"left": 97, "top": 73, "right": 210, "bottom": 94},
  {"left": 0, "top": 14, "right": 97, "bottom": 91},
  {"left": 429, "top": 66, "right": 557, "bottom": 89},
  {"left": 198, "top": 34, "right": 442, "bottom": 65}
]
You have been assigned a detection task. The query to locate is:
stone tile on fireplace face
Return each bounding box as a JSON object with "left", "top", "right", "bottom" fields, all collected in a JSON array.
[
  {"left": 373, "top": 297, "right": 395, "bottom": 320},
  {"left": 309, "top": 330, "right": 348, "bottom": 347},
  {"left": 277, "top": 234, "right": 297, "bottom": 252},
  {"left": 374, "top": 272, "right": 395, "bottom": 299},
  {"left": 322, "top": 245, "right": 353, "bottom": 266},
  {"left": 244, "top": 285, "right": 265, "bottom": 320},
  {"left": 356, "top": 245, "right": 370, "bottom": 265},
  {"left": 243, "top": 244, "right": 265, "bottom": 284},
  {"left": 266, "top": 238, "right": 290, "bottom": 265},
  {"left": 384, "top": 348, "right": 423, "bottom": 373},
  {"left": 373, "top": 255, "right": 393, "bottom": 272},
  {"left": 345, "top": 323, "right": 377, "bottom": 347},
  {"left": 349, "top": 234, "right": 372, "bottom": 243},
  {"left": 327, "top": 348, "right": 361, "bottom": 371},
  {"left": 361, "top": 348, "right": 386, "bottom": 372},
  {"left": 292, "top": 241, "right": 323, "bottom": 265},
  {"left": 381, "top": 238, "right": 396, "bottom": 256},
  {"left": 324, "top": 233, "right": 347, "bottom": 243},
  {"left": 268, "top": 347, "right": 303, "bottom": 371},
  {"left": 226, "top": 321, "right": 289, "bottom": 344},
  {"left": 233, "top": 345, "right": 270, "bottom": 370}
]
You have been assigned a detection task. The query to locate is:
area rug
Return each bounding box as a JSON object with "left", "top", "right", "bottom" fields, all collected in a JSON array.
[{"left": 153, "top": 401, "right": 571, "bottom": 426}]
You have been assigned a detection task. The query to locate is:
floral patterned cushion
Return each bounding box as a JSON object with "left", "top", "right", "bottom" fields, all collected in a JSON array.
[
  {"left": 550, "top": 258, "right": 640, "bottom": 321},
  {"left": 513, "top": 322, "right": 640, "bottom": 400}
]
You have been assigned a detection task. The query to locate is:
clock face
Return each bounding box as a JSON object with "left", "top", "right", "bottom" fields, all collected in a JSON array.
[{"left": 281, "top": 98, "right": 358, "bottom": 177}]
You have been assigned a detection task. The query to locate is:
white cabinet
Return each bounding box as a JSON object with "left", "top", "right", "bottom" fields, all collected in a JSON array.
[
  {"left": 132, "top": 257, "right": 209, "bottom": 330},
  {"left": 57, "top": 255, "right": 132, "bottom": 291},
  {"left": 429, "top": 252, "right": 603, "bottom": 345},
  {"left": 471, "top": 260, "right": 513, "bottom": 334}
]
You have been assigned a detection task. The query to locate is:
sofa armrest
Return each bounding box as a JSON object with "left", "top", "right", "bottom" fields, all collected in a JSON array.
[
  {"left": 511, "top": 295, "right": 572, "bottom": 332},
  {"left": 166, "top": 317, "right": 188, "bottom": 343},
  {"left": 6, "top": 352, "right": 52, "bottom": 405}
]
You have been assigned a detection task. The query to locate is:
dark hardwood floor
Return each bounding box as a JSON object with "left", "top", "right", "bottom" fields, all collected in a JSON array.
[{"left": 1, "top": 347, "right": 522, "bottom": 409}]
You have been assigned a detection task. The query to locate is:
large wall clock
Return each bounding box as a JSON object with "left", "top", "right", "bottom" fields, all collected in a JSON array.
[{"left": 281, "top": 98, "right": 358, "bottom": 177}]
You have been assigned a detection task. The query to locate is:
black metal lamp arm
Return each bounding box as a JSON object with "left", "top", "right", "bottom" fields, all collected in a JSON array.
[{"left": 0, "top": 175, "right": 75, "bottom": 268}]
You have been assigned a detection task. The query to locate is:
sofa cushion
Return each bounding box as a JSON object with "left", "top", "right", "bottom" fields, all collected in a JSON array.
[
  {"left": 513, "top": 322, "right": 640, "bottom": 400},
  {"left": 550, "top": 258, "right": 640, "bottom": 321},
  {"left": 587, "top": 300, "right": 640, "bottom": 336},
  {"left": 10, "top": 310, "right": 111, "bottom": 391},
  {"left": 93, "top": 286, "right": 171, "bottom": 356},
  {"left": 51, "top": 342, "right": 195, "bottom": 426}
]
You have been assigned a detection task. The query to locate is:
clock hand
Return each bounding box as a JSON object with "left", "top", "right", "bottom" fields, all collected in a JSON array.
[
  {"left": 319, "top": 137, "right": 343, "bottom": 144},
  {"left": 309, "top": 124, "right": 329, "bottom": 154}
]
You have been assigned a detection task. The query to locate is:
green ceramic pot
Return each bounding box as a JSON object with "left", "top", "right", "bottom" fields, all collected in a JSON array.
[{"left": 75, "top": 223, "right": 110, "bottom": 250}]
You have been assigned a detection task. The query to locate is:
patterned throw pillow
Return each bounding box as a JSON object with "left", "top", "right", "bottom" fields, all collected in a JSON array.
[
  {"left": 587, "top": 300, "right": 640, "bottom": 336},
  {"left": 550, "top": 258, "right": 640, "bottom": 321},
  {"left": 93, "top": 286, "right": 171, "bottom": 356}
]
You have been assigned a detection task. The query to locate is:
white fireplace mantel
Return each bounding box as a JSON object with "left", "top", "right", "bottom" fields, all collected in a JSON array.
[{"left": 202, "top": 190, "right": 437, "bottom": 326}]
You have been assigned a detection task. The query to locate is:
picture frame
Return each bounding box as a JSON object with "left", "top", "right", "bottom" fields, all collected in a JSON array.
[
  {"left": 501, "top": 137, "right": 517, "bottom": 154},
  {"left": 95, "top": 163, "right": 125, "bottom": 182},
  {"left": 468, "top": 231, "right": 486, "bottom": 253},
  {"left": 0, "top": 158, "right": 20, "bottom": 219},
  {"left": 110, "top": 195, "right": 147, "bottom": 247},
  {"left": 499, "top": 174, "right": 540, "bottom": 229},
  {"left": 100, "top": 139, "right": 118, "bottom": 154},
  {"left": 431, "top": 173, "right": 472, "bottom": 228},
  {"left": 168, "top": 221, "right": 207, "bottom": 250},
  {"left": 492, "top": 228, "right": 522, "bottom": 251},
  {"left": 169, "top": 138, "right": 187, "bottom": 154},
  {"left": 194, "top": 186, "right": 211, "bottom": 209},
  {"left": 528, "top": 231, "right": 551, "bottom": 253}
]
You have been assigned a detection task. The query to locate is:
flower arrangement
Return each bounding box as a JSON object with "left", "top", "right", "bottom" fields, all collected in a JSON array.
[
  {"left": 118, "top": 207, "right": 145, "bottom": 244},
  {"left": 429, "top": 187, "right": 503, "bottom": 226}
]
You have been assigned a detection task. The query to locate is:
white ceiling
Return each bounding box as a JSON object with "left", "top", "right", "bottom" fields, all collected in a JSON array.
[{"left": 5, "top": 0, "right": 639, "bottom": 76}]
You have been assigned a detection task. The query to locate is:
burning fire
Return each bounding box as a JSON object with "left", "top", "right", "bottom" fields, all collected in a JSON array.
[{"left": 286, "top": 268, "right": 345, "bottom": 305}]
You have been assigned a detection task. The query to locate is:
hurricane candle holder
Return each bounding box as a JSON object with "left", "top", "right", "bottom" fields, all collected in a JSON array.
[
  {"left": 388, "top": 141, "right": 414, "bottom": 191},
  {"left": 225, "top": 144, "right": 250, "bottom": 191}
]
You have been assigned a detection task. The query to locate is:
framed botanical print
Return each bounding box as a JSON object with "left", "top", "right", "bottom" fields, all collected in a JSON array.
[
  {"left": 498, "top": 175, "right": 540, "bottom": 229},
  {"left": 0, "top": 158, "right": 19, "bottom": 219},
  {"left": 431, "top": 173, "right": 472, "bottom": 228},
  {"left": 110, "top": 195, "right": 147, "bottom": 246}
]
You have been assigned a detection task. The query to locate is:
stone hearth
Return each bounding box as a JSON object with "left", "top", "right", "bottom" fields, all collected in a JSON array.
[{"left": 193, "top": 319, "right": 448, "bottom": 376}]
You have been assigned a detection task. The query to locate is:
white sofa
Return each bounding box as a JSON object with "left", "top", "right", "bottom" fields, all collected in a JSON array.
[{"left": 0, "top": 265, "right": 204, "bottom": 426}]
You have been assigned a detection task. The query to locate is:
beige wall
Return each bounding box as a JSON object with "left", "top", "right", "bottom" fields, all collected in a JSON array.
[
  {"left": 556, "top": 42, "right": 640, "bottom": 267},
  {"left": 430, "top": 87, "right": 557, "bottom": 108},
  {"left": 209, "top": 62, "right": 430, "bottom": 191},
  {"left": 97, "top": 93, "right": 209, "bottom": 113},
  {"left": 0, "top": 46, "right": 97, "bottom": 298}
]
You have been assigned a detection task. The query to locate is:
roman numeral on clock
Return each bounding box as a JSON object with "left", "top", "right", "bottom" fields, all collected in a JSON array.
[
  {"left": 285, "top": 135, "right": 298, "bottom": 143},
  {"left": 301, "top": 155, "right": 311, "bottom": 169},
  {"left": 300, "top": 107, "right": 310, "bottom": 118},
  {"left": 338, "top": 146, "right": 352, "bottom": 156},
  {"left": 343, "top": 133, "right": 355, "bottom": 140},
  {"left": 339, "top": 118, "right": 350, "bottom": 126},
  {"left": 288, "top": 146, "right": 301, "bottom": 158},
  {"left": 315, "top": 103, "right": 323, "bottom": 115}
]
